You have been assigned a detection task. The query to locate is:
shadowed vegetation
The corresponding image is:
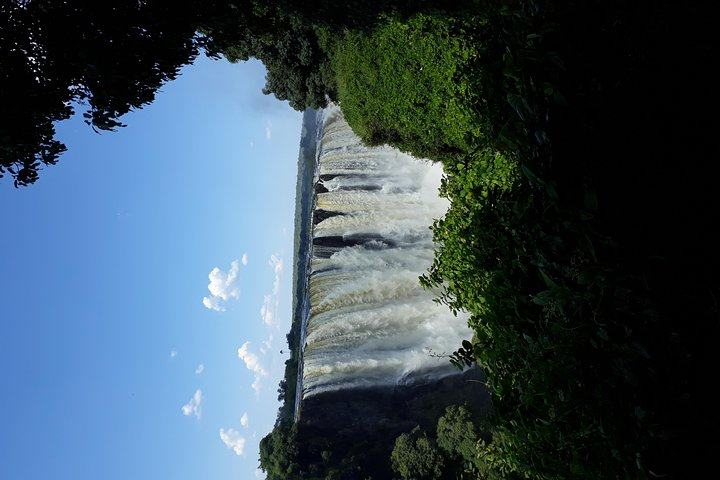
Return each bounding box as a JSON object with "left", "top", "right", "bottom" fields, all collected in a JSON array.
[
  {"left": 4, "top": 1, "right": 716, "bottom": 478},
  {"left": 266, "top": 1, "right": 717, "bottom": 478}
]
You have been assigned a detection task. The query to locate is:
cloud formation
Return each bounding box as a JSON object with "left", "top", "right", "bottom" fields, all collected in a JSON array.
[
  {"left": 241, "top": 253, "right": 248, "bottom": 265},
  {"left": 170, "top": 349, "right": 178, "bottom": 358},
  {"left": 269, "top": 254, "right": 283, "bottom": 294},
  {"left": 240, "top": 412, "right": 249, "bottom": 428},
  {"left": 238, "top": 342, "right": 266, "bottom": 394},
  {"left": 260, "top": 294, "right": 274, "bottom": 326},
  {"left": 195, "top": 364, "right": 204, "bottom": 375},
  {"left": 260, "top": 334, "right": 274, "bottom": 355},
  {"left": 203, "top": 260, "right": 241, "bottom": 312},
  {"left": 219, "top": 428, "right": 246, "bottom": 456},
  {"left": 257, "top": 253, "right": 284, "bottom": 326},
  {"left": 181, "top": 389, "right": 202, "bottom": 419},
  {"left": 265, "top": 120, "right": 272, "bottom": 140}
]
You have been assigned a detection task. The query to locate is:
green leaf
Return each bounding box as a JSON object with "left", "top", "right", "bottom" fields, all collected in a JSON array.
[
  {"left": 579, "top": 234, "right": 597, "bottom": 262},
  {"left": 545, "top": 181, "right": 559, "bottom": 200},
  {"left": 520, "top": 163, "right": 544, "bottom": 187},
  {"left": 513, "top": 194, "right": 532, "bottom": 218},
  {"left": 577, "top": 267, "right": 601, "bottom": 285},
  {"left": 499, "top": 127, "right": 519, "bottom": 150},
  {"left": 506, "top": 93, "right": 533, "bottom": 122},
  {"left": 539, "top": 269, "right": 558, "bottom": 289},
  {"left": 531, "top": 290, "right": 553, "bottom": 305},
  {"left": 534, "top": 129, "right": 549, "bottom": 145}
]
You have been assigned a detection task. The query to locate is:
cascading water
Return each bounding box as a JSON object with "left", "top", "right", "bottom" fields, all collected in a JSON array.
[{"left": 301, "top": 104, "right": 472, "bottom": 398}]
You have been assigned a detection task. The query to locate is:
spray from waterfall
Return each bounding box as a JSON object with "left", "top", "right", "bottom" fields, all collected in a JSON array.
[{"left": 302, "top": 104, "right": 471, "bottom": 398}]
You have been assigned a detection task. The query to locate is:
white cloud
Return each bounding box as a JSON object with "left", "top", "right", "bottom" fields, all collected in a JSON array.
[
  {"left": 241, "top": 253, "right": 248, "bottom": 265},
  {"left": 238, "top": 342, "right": 267, "bottom": 394},
  {"left": 256, "top": 254, "right": 284, "bottom": 326},
  {"left": 260, "top": 334, "right": 274, "bottom": 355},
  {"left": 203, "top": 296, "right": 224, "bottom": 312},
  {"left": 260, "top": 295, "right": 274, "bottom": 326},
  {"left": 240, "top": 412, "right": 249, "bottom": 428},
  {"left": 203, "top": 260, "right": 241, "bottom": 312},
  {"left": 251, "top": 376, "right": 262, "bottom": 394},
  {"left": 238, "top": 342, "right": 266, "bottom": 375},
  {"left": 195, "top": 364, "right": 204, "bottom": 375},
  {"left": 269, "top": 254, "right": 283, "bottom": 272},
  {"left": 219, "top": 428, "right": 246, "bottom": 456},
  {"left": 181, "top": 389, "right": 202, "bottom": 419},
  {"left": 265, "top": 120, "right": 272, "bottom": 140},
  {"left": 170, "top": 349, "right": 178, "bottom": 358},
  {"left": 269, "top": 254, "right": 283, "bottom": 295}
]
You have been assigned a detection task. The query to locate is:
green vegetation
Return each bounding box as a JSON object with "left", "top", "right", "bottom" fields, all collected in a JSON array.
[
  {"left": 391, "top": 426, "right": 445, "bottom": 480},
  {"left": 346, "top": 1, "right": 713, "bottom": 479},
  {"left": 254, "top": 0, "right": 718, "bottom": 477},
  {"left": 317, "top": 1, "right": 713, "bottom": 478},
  {"left": 332, "top": 12, "right": 491, "bottom": 160},
  {"left": 0, "top": 1, "right": 338, "bottom": 187},
  {"left": 200, "top": 3, "right": 337, "bottom": 110},
  {"left": 391, "top": 404, "right": 499, "bottom": 480},
  {"left": 5, "top": 1, "right": 716, "bottom": 478}
]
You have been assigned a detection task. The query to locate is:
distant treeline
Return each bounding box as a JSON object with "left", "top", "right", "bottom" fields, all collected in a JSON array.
[{"left": 277, "top": 107, "right": 319, "bottom": 425}]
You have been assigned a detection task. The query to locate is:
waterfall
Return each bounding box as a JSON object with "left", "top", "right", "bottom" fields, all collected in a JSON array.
[{"left": 301, "top": 104, "right": 471, "bottom": 398}]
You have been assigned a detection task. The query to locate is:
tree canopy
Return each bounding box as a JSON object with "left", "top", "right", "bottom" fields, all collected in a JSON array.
[
  {"left": 391, "top": 426, "right": 445, "bottom": 480},
  {"left": 258, "top": 420, "right": 301, "bottom": 480},
  {"left": 0, "top": 1, "right": 205, "bottom": 186},
  {"left": 0, "top": 0, "right": 340, "bottom": 187}
]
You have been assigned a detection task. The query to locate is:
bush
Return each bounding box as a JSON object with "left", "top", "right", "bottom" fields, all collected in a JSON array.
[
  {"left": 391, "top": 426, "right": 444, "bottom": 480},
  {"left": 332, "top": 13, "right": 495, "bottom": 160}
]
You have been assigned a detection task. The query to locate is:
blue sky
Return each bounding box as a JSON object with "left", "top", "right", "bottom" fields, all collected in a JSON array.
[{"left": 0, "top": 55, "right": 302, "bottom": 479}]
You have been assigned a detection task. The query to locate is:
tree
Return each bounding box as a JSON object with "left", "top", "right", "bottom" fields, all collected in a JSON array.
[
  {"left": 0, "top": 0, "right": 203, "bottom": 187},
  {"left": 259, "top": 420, "right": 301, "bottom": 480},
  {"left": 1, "top": 1, "right": 342, "bottom": 186},
  {"left": 199, "top": 2, "right": 337, "bottom": 110},
  {"left": 277, "top": 379, "right": 288, "bottom": 401},
  {"left": 436, "top": 404, "right": 479, "bottom": 461},
  {"left": 390, "top": 426, "right": 444, "bottom": 480}
]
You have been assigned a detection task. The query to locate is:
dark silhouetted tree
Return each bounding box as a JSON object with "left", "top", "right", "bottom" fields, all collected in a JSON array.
[
  {"left": 1, "top": 1, "right": 344, "bottom": 187},
  {"left": 0, "top": 0, "right": 202, "bottom": 186}
]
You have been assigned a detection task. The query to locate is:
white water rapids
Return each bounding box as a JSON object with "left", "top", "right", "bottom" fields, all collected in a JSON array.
[{"left": 301, "top": 104, "right": 472, "bottom": 398}]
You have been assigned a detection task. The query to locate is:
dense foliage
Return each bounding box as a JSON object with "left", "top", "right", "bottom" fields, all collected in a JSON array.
[
  {"left": 5, "top": 0, "right": 716, "bottom": 478},
  {"left": 391, "top": 426, "right": 444, "bottom": 480},
  {"left": 0, "top": 0, "right": 207, "bottom": 186},
  {"left": 328, "top": 0, "right": 716, "bottom": 478},
  {"left": 0, "top": 0, "right": 338, "bottom": 187},
  {"left": 199, "top": 3, "right": 337, "bottom": 110},
  {"left": 332, "top": 12, "right": 493, "bottom": 160}
]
